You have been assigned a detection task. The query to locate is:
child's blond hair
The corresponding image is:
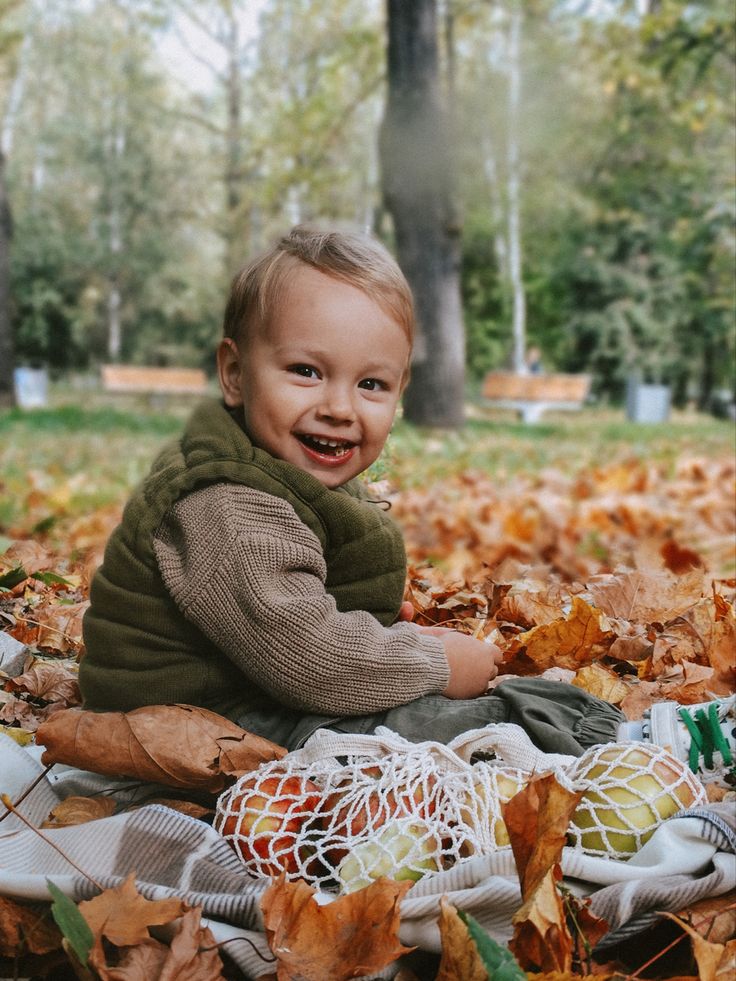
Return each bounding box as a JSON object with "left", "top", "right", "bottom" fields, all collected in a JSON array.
[{"left": 223, "top": 225, "right": 414, "bottom": 348}]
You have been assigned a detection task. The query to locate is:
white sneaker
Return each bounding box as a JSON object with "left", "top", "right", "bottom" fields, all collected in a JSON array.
[{"left": 618, "top": 694, "right": 736, "bottom": 789}]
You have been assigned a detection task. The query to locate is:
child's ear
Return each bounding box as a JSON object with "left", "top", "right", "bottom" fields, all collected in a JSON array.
[{"left": 217, "top": 337, "right": 244, "bottom": 407}]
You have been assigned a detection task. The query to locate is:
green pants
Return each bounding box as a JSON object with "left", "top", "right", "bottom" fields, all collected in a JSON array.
[{"left": 238, "top": 678, "right": 625, "bottom": 756}]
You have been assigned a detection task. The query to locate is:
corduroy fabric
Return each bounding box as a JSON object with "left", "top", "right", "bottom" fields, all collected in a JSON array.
[{"left": 80, "top": 400, "right": 411, "bottom": 718}]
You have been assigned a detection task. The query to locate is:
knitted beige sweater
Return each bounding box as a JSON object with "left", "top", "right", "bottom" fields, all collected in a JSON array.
[{"left": 152, "top": 483, "right": 449, "bottom": 716}]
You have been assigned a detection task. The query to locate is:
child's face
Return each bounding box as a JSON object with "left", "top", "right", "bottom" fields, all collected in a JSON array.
[{"left": 218, "top": 265, "right": 411, "bottom": 488}]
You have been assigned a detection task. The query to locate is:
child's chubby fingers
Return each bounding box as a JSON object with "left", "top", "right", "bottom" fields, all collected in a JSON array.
[
  {"left": 439, "top": 632, "right": 501, "bottom": 699},
  {"left": 395, "top": 600, "right": 415, "bottom": 623}
]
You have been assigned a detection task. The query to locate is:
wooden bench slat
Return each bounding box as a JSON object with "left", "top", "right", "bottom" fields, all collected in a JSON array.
[
  {"left": 101, "top": 365, "right": 209, "bottom": 396},
  {"left": 482, "top": 371, "right": 591, "bottom": 423},
  {"left": 482, "top": 371, "right": 591, "bottom": 403}
]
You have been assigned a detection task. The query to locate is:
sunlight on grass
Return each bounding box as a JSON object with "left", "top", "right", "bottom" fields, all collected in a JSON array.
[{"left": 1, "top": 399, "right": 733, "bottom": 543}]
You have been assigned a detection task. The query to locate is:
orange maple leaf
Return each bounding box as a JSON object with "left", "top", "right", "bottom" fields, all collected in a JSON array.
[{"left": 261, "top": 874, "right": 413, "bottom": 981}]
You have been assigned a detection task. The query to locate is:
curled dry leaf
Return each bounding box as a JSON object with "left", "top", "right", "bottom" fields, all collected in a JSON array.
[
  {"left": 89, "top": 905, "right": 226, "bottom": 981},
  {"left": 435, "top": 897, "right": 488, "bottom": 981},
  {"left": 502, "top": 773, "right": 583, "bottom": 901},
  {"left": 511, "top": 866, "right": 572, "bottom": 975},
  {"left": 42, "top": 795, "right": 117, "bottom": 828},
  {"left": 36, "top": 703, "right": 286, "bottom": 792},
  {"left": 8, "top": 661, "right": 81, "bottom": 705},
  {"left": 261, "top": 873, "right": 413, "bottom": 981},
  {"left": 662, "top": 911, "right": 736, "bottom": 981}
]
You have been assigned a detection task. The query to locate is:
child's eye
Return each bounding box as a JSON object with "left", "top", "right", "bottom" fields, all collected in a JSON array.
[
  {"left": 359, "top": 378, "right": 388, "bottom": 392},
  {"left": 288, "top": 364, "right": 320, "bottom": 379}
]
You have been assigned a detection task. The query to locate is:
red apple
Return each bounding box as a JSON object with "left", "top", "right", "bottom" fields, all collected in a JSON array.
[{"left": 215, "top": 773, "right": 321, "bottom": 876}]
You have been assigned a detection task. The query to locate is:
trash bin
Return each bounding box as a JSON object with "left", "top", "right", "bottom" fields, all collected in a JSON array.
[
  {"left": 13, "top": 367, "right": 49, "bottom": 409},
  {"left": 625, "top": 378, "right": 671, "bottom": 424}
]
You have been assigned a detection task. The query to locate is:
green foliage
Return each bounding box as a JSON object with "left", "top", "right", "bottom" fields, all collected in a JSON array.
[
  {"left": 2, "top": 0, "right": 733, "bottom": 410},
  {"left": 457, "top": 910, "right": 526, "bottom": 980},
  {"left": 46, "top": 880, "right": 93, "bottom": 967}
]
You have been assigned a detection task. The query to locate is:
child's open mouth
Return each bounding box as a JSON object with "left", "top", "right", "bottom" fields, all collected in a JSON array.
[{"left": 297, "top": 434, "right": 356, "bottom": 462}]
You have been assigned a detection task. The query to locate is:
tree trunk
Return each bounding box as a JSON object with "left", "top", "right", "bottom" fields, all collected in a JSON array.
[
  {"left": 380, "top": 0, "right": 465, "bottom": 428},
  {"left": 224, "top": 2, "right": 243, "bottom": 275},
  {"left": 0, "top": 151, "right": 14, "bottom": 407},
  {"left": 506, "top": 4, "right": 526, "bottom": 373}
]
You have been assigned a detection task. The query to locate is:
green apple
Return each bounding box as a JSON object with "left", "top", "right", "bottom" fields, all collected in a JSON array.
[
  {"left": 459, "top": 769, "right": 527, "bottom": 853},
  {"left": 337, "top": 819, "right": 440, "bottom": 893},
  {"left": 568, "top": 744, "right": 704, "bottom": 857}
]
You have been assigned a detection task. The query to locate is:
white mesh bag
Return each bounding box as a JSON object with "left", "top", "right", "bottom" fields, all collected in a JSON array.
[
  {"left": 213, "top": 724, "right": 548, "bottom": 892},
  {"left": 214, "top": 727, "right": 708, "bottom": 889},
  {"left": 566, "top": 741, "right": 707, "bottom": 859}
]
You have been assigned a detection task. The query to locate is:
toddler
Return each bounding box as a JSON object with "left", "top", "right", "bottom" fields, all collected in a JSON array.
[{"left": 80, "top": 226, "right": 625, "bottom": 756}]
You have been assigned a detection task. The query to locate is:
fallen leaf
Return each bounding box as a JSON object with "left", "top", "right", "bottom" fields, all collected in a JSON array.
[
  {"left": 505, "top": 597, "right": 612, "bottom": 674},
  {"left": 87, "top": 906, "right": 226, "bottom": 981},
  {"left": 37, "top": 703, "right": 286, "bottom": 792},
  {"left": 588, "top": 569, "right": 704, "bottom": 624},
  {"left": 261, "top": 874, "right": 413, "bottom": 981},
  {"left": 9, "top": 661, "right": 81, "bottom": 705},
  {"left": 661, "top": 539, "right": 705, "bottom": 575},
  {"left": 435, "top": 897, "right": 488, "bottom": 981},
  {"left": 79, "top": 872, "right": 187, "bottom": 948},
  {"left": 502, "top": 774, "right": 583, "bottom": 900},
  {"left": 679, "top": 892, "right": 736, "bottom": 946},
  {"left": 572, "top": 663, "right": 632, "bottom": 705},
  {"left": 0, "top": 895, "right": 62, "bottom": 956},
  {"left": 662, "top": 911, "right": 736, "bottom": 981},
  {"left": 42, "top": 795, "right": 117, "bottom": 828},
  {"left": 510, "top": 867, "right": 572, "bottom": 974}
]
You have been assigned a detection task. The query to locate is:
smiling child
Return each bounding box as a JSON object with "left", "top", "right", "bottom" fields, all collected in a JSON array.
[{"left": 80, "top": 226, "right": 623, "bottom": 755}]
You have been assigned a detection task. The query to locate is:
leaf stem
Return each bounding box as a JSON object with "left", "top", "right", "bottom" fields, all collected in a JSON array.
[
  {"left": 0, "top": 764, "right": 55, "bottom": 824},
  {"left": 0, "top": 793, "right": 104, "bottom": 891}
]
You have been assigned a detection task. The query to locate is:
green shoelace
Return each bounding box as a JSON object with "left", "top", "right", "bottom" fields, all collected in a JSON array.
[{"left": 678, "top": 703, "right": 734, "bottom": 773}]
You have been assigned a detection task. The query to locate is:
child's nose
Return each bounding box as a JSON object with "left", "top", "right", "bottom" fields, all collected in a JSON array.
[{"left": 317, "top": 383, "right": 355, "bottom": 422}]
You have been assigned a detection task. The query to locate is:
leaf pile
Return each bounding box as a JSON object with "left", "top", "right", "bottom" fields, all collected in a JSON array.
[{"left": 1, "top": 447, "right": 734, "bottom": 978}]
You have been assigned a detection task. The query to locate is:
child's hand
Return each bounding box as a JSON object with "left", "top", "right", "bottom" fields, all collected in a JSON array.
[
  {"left": 396, "top": 601, "right": 415, "bottom": 623},
  {"left": 418, "top": 627, "right": 502, "bottom": 699}
]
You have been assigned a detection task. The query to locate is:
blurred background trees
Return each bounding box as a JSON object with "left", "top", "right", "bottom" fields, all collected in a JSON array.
[{"left": 1, "top": 0, "right": 733, "bottom": 413}]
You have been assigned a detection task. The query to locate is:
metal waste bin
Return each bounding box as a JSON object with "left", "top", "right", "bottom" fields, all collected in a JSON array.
[
  {"left": 626, "top": 378, "right": 671, "bottom": 423},
  {"left": 13, "top": 367, "right": 49, "bottom": 408}
]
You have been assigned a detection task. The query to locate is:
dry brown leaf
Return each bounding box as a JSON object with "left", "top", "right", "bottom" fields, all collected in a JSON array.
[
  {"left": 79, "top": 872, "right": 188, "bottom": 949},
  {"left": 572, "top": 663, "right": 632, "bottom": 704},
  {"left": 261, "top": 873, "right": 413, "bottom": 981},
  {"left": 503, "top": 773, "right": 582, "bottom": 901},
  {"left": 1, "top": 540, "right": 58, "bottom": 573},
  {"left": 93, "top": 937, "right": 171, "bottom": 980},
  {"left": 140, "top": 798, "right": 214, "bottom": 820},
  {"left": 37, "top": 703, "right": 286, "bottom": 792},
  {"left": 588, "top": 569, "right": 705, "bottom": 624},
  {"left": 42, "top": 795, "right": 116, "bottom": 828},
  {"left": 510, "top": 867, "right": 572, "bottom": 974},
  {"left": 495, "top": 588, "right": 564, "bottom": 629},
  {"left": 435, "top": 896, "right": 488, "bottom": 981},
  {"left": 661, "top": 539, "right": 705, "bottom": 575},
  {"left": 0, "top": 895, "right": 62, "bottom": 956},
  {"left": 89, "top": 907, "right": 226, "bottom": 981},
  {"left": 662, "top": 911, "right": 736, "bottom": 981},
  {"left": 8, "top": 661, "right": 81, "bottom": 705},
  {"left": 680, "top": 892, "right": 736, "bottom": 946},
  {"left": 11, "top": 600, "right": 88, "bottom": 654},
  {"left": 505, "top": 597, "right": 612, "bottom": 674}
]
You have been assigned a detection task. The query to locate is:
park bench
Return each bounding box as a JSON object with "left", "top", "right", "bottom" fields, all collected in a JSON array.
[
  {"left": 101, "top": 365, "right": 210, "bottom": 403},
  {"left": 482, "top": 371, "right": 592, "bottom": 424}
]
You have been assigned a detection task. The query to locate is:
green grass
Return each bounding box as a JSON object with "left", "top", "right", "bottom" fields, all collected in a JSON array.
[{"left": 1, "top": 397, "right": 733, "bottom": 539}]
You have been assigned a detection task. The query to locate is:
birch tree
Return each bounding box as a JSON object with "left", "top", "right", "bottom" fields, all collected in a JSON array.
[{"left": 0, "top": 0, "right": 25, "bottom": 407}]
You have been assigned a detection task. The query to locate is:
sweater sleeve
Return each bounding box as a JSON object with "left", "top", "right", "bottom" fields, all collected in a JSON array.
[{"left": 152, "top": 483, "right": 450, "bottom": 715}]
